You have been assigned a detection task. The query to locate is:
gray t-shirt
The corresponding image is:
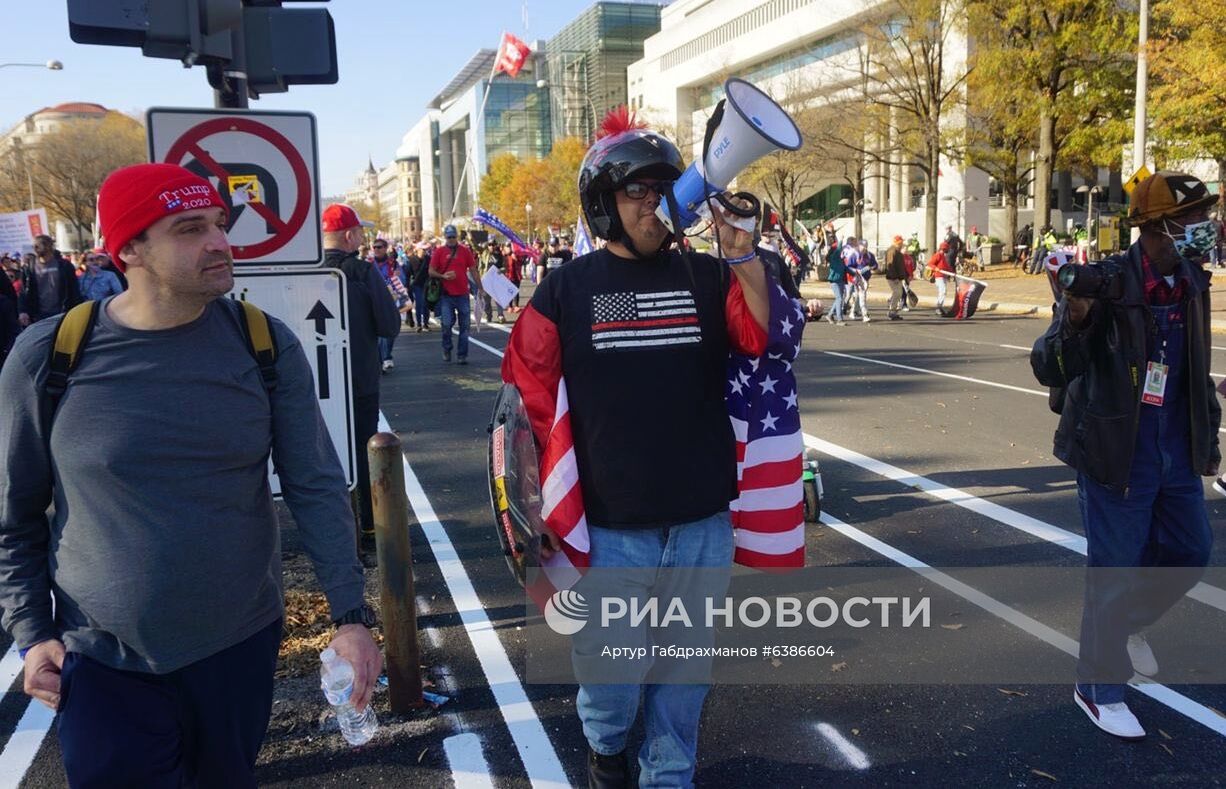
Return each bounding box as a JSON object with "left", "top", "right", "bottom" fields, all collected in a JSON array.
[
  {"left": 34, "top": 261, "right": 60, "bottom": 317},
  {"left": 0, "top": 297, "right": 364, "bottom": 673}
]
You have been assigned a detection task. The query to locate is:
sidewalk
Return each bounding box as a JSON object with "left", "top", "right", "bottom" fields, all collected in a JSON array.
[{"left": 798, "top": 263, "right": 1226, "bottom": 332}]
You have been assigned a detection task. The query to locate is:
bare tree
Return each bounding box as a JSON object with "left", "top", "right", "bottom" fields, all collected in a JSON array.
[
  {"left": 1, "top": 112, "right": 146, "bottom": 248},
  {"left": 821, "top": 0, "right": 972, "bottom": 249}
]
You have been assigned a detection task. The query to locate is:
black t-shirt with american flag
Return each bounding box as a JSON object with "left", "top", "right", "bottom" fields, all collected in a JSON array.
[{"left": 517, "top": 247, "right": 763, "bottom": 528}]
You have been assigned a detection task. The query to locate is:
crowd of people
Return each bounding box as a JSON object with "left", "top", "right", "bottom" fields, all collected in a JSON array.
[
  {"left": 0, "top": 127, "right": 1222, "bottom": 787},
  {"left": 0, "top": 237, "right": 131, "bottom": 367}
]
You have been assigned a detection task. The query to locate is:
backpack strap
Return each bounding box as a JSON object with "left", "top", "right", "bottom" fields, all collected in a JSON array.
[
  {"left": 236, "top": 300, "right": 278, "bottom": 394},
  {"left": 45, "top": 301, "right": 99, "bottom": 408}
]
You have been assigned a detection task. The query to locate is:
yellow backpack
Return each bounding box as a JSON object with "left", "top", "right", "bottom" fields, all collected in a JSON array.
[{"left": 45, "top": 299, "right": 278, "bottom": 410}]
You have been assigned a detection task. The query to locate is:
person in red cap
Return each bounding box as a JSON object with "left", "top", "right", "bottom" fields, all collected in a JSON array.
[
  {"left": 319, "top": 203, "right": 401, "bottom": 551},
  {"left": 0, "top": 163, "right": 381, "bottom": 785}
]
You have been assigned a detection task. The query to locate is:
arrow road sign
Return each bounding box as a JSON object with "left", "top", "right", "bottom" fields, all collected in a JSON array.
[
  {"left": 306, "top": 299, "right": 334, "bottom": 400},
  {"left": 228, "top": 269, "right": 353, "bottom": 494}
]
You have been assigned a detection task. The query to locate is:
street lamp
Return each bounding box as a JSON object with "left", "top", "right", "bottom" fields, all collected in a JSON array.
[
  {"left": 941, "top": 194, "right": 978, "bottom": 235},
  {"left": 0, "top": 60, "right": 62, "bottom": 70},
  {"left": 537, "top": 78, "right": 599, "bottom": 142},
  {"left": 525, "top": 203, "right": 533, "bottom": 243},
  {"left": 1076, "top": 185, "right": 1102, "bottom": 259}
]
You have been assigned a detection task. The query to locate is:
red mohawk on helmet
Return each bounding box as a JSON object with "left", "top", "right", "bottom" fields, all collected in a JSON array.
[{"left": 597, "top": 106, "right": 647, "bottom": 140}]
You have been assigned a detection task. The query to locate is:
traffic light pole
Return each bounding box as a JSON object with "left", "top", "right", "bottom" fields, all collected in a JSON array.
[{"left": 213, "top": 26, "right": 249, "bottom": 108}]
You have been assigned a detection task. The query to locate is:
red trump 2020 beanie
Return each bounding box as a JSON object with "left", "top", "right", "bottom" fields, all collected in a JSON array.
[{"left": 98, "top": 163, "right": 228, "bottom": 271}]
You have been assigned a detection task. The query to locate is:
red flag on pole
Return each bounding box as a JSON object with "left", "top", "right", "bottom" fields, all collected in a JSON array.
[{"left": 494, "top": 32, "right": 532, "bottom": 78}]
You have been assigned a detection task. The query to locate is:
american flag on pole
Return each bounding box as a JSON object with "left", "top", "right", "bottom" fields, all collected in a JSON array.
[{"left": 590, "top": 290, "right": 701, "bottom": 351}]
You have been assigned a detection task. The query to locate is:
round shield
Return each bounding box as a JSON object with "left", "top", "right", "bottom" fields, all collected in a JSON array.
[{"left": 487, "top": 383, "right": 543, "bottom": 587}]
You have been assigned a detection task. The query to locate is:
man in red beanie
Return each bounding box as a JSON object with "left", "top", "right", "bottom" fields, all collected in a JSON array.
[{"left": 0, "top": 163, "right": 381, "bottom": 785}]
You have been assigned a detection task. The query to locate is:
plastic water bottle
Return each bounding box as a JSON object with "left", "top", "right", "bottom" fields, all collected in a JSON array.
[{"left": 319, "top": 648, "right": 378, "bottom": 746}]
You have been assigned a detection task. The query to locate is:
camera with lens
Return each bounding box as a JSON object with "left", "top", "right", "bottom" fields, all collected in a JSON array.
[{"left": 1057, "top": 260, "right": 1124, "bottom": 301}]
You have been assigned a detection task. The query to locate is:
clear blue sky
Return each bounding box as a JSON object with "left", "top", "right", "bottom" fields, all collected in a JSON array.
[{"left": 3, "top": 1, "right": 594, "bottom": 196}]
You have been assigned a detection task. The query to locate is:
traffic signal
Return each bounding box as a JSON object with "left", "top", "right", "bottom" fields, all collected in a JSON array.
[
  {"left": 66, "top": 0, "right": 337, "bottom": 97},
  {"left": 239, "top": 4, "right": 337, "bottom": 94}
]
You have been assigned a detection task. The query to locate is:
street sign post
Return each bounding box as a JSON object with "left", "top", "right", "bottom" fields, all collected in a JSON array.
[
  {"left": 148, "top": 108, "right": 322, "bottom": 266},
  {"left": 228, "top": 268, "right": 355, "bottom": 494}
]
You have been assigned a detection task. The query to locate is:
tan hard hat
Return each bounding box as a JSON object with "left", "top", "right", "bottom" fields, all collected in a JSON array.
[{"left": 1128, "top": 171, "right": 1217, "bottom": 225}]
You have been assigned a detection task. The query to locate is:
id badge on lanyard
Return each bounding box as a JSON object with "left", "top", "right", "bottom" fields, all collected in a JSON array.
[{"left": 1141, "top": 361, "right": 1168, "bottom": 406}]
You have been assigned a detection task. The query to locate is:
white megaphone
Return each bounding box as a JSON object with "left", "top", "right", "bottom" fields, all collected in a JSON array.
[{"left": 657, "top": 77, "right": 802, "bottom": 234}]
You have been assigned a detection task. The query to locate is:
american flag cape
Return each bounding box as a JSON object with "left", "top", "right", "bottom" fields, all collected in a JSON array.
[
  {"left": 474, "top": 207, "right": 540, "bottom": 261},
  {"left": 503, "top": 270, "right": 806, "bottom": 606},
  {"left": 727, "top": 280, "right": 807, "bottom": 567}
]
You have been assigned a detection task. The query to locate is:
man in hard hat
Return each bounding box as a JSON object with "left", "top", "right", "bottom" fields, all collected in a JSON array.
[{"left": 1031, "top": 171, "right": 1219, "bottom": 740}]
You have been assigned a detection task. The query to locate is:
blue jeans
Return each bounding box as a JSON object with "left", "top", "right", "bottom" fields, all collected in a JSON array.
[
  {"left": 378, "top": 332, "right": 396, "bottom": 362},
  {"left": 575, "top": 512, "right": 733, "bottom": 788},
  {"left": 1075, "top": 453, "right": 1212, "bottom": 704},
  {"left": 412, "top": 285, "right": 428, "bottom": 326},
  {"left": 828, "top": 281, "right": 845, "bottom": 321},
  {"left": 438, "top": 293, "right": 470, "bottom": 358}
]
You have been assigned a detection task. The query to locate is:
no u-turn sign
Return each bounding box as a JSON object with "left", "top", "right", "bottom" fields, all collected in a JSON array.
[{"left": 147, "top": 108, "right": 322, "bottom": 267}]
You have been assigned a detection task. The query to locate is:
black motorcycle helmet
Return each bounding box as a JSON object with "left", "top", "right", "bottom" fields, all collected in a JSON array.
[{"left": 578, "top": 109, "right": 685, "bottom": 246}]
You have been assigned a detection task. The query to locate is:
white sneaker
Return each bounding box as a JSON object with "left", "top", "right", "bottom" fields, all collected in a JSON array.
[
  {"left": 862, "top": 315, "right": 870, "bottom": 323},
  {"left": 1074, "top": 688, "right": 1146, "bottom": 740},
  {"left": 1127, "top": 634, "right": 1158, "bottom": 676},
  {"left": 381, "top": 360, "right": 394, "bottom": 372},
  {"left": 1213, "top": 474, "right": 1226, "bottom": 498}
]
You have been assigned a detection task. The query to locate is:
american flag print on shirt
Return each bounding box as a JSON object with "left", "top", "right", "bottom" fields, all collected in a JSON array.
[{"left": 590, "top": 290, "right": 702, "bottom": 351}]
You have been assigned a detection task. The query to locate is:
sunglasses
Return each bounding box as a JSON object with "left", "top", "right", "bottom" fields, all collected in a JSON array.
[{"left": 622, "top": 181, "right": 670, "bottom": 200}]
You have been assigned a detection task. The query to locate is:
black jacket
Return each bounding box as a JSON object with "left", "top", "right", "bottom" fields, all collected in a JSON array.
[
  {"left": 1030, "top": 243, "right": 1221, "bottom": 489},
  {"left": 18, "top": 255, "right": 82, "bottom": 321},
  {"left": 322, "top": 249, "right": 401, "bottom": 399}
]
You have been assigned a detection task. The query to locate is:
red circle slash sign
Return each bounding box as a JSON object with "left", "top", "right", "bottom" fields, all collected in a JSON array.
[{"left": 163, "top": 117, "right": 312, "bottom": 260}]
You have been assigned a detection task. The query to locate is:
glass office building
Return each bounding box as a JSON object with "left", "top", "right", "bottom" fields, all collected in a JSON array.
[{"left": 544, "top": 2, "right": 665, "bottom": 142}]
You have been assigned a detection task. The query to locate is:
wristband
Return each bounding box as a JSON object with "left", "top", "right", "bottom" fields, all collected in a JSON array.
[{"left": 723, "top": 251, "right": 757, "bottom": 265}]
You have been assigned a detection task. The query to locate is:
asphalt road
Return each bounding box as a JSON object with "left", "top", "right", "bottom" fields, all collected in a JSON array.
[{"left": 2, "top": 299, "right": 1224, "bottom": 787}]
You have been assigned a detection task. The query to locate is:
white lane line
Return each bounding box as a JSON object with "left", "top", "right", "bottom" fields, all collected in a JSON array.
[
  {"left": 0, "top": 700, "right": 56, "bottom": 787},
  {"left": 0, "top": 644, "right": 55, "bottom": 786},
  {"left": 1213, "top": 347, "right": 1226, "bottom": 352},
  {"left": 380, "top": 412, "right": 569, "bottom": 788},
  {"left": 444, "top": 732, "right": 496, "bottom": 789},
  {"left": 822, "top": 350, "right": 1048, "bottom": 397},
  {"left": 804, "top": 433, "right": 1226, "bottom": 613},
  {"left": 823, "top": 350, "right": 1226, "bottom": 433},
  {"left": 422, "top": 626, "right": 443, "bottom": 650},
  {"left": 814, "top": 722, "right": 871, "bottom": 770},
  {"left": 999, "top": 344, "right": 1031, "bottom": 351},
  {"left": 819, "top": 511, "right": 1226, "bottom": 738},
  {"left": 0, "top": 646, "right": 24, "bottom": 695},
  {"left": 448, "top": 326, "right": 506, "bottom": 358}
]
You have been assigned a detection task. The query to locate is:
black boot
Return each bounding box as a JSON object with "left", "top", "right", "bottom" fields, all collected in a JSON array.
[{"left": 588, "top": 747, "right": 631, "bottom": 789}]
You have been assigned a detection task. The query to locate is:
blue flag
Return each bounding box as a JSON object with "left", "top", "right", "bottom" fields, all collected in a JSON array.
[
  {"left": 474, "top": 208, "right": 533, "bottom": 254},
  {"left": 574, "top": 217, "right": 594, "bottom": 256}
]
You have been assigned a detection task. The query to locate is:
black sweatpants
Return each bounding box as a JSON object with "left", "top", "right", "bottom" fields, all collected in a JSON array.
[
  {"left": 353, "top": 393, "right": 380, "bottom": 535},
  {"left": 57, "top": 618, "right": 282, "bottom": 788}
]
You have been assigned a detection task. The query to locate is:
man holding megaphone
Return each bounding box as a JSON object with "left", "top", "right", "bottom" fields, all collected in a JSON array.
[{"left": 501, "top": 97, "right": 806, "bottom": 786}]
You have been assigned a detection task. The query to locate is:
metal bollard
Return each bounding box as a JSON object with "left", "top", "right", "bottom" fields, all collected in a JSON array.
[{"left": 367, "top": 431, "right": 425, "bottom": 712}]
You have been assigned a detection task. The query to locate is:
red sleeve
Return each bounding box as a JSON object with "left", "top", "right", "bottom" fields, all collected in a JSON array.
[
  {"left": 428, "top": 247, "right": 442, "bottom": 273},
  {"left": 500, "top": 304, "right": 562, "bottom": 450},
  {"left": 725, "top": 276, "right": 768, "bottom": 357}
]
